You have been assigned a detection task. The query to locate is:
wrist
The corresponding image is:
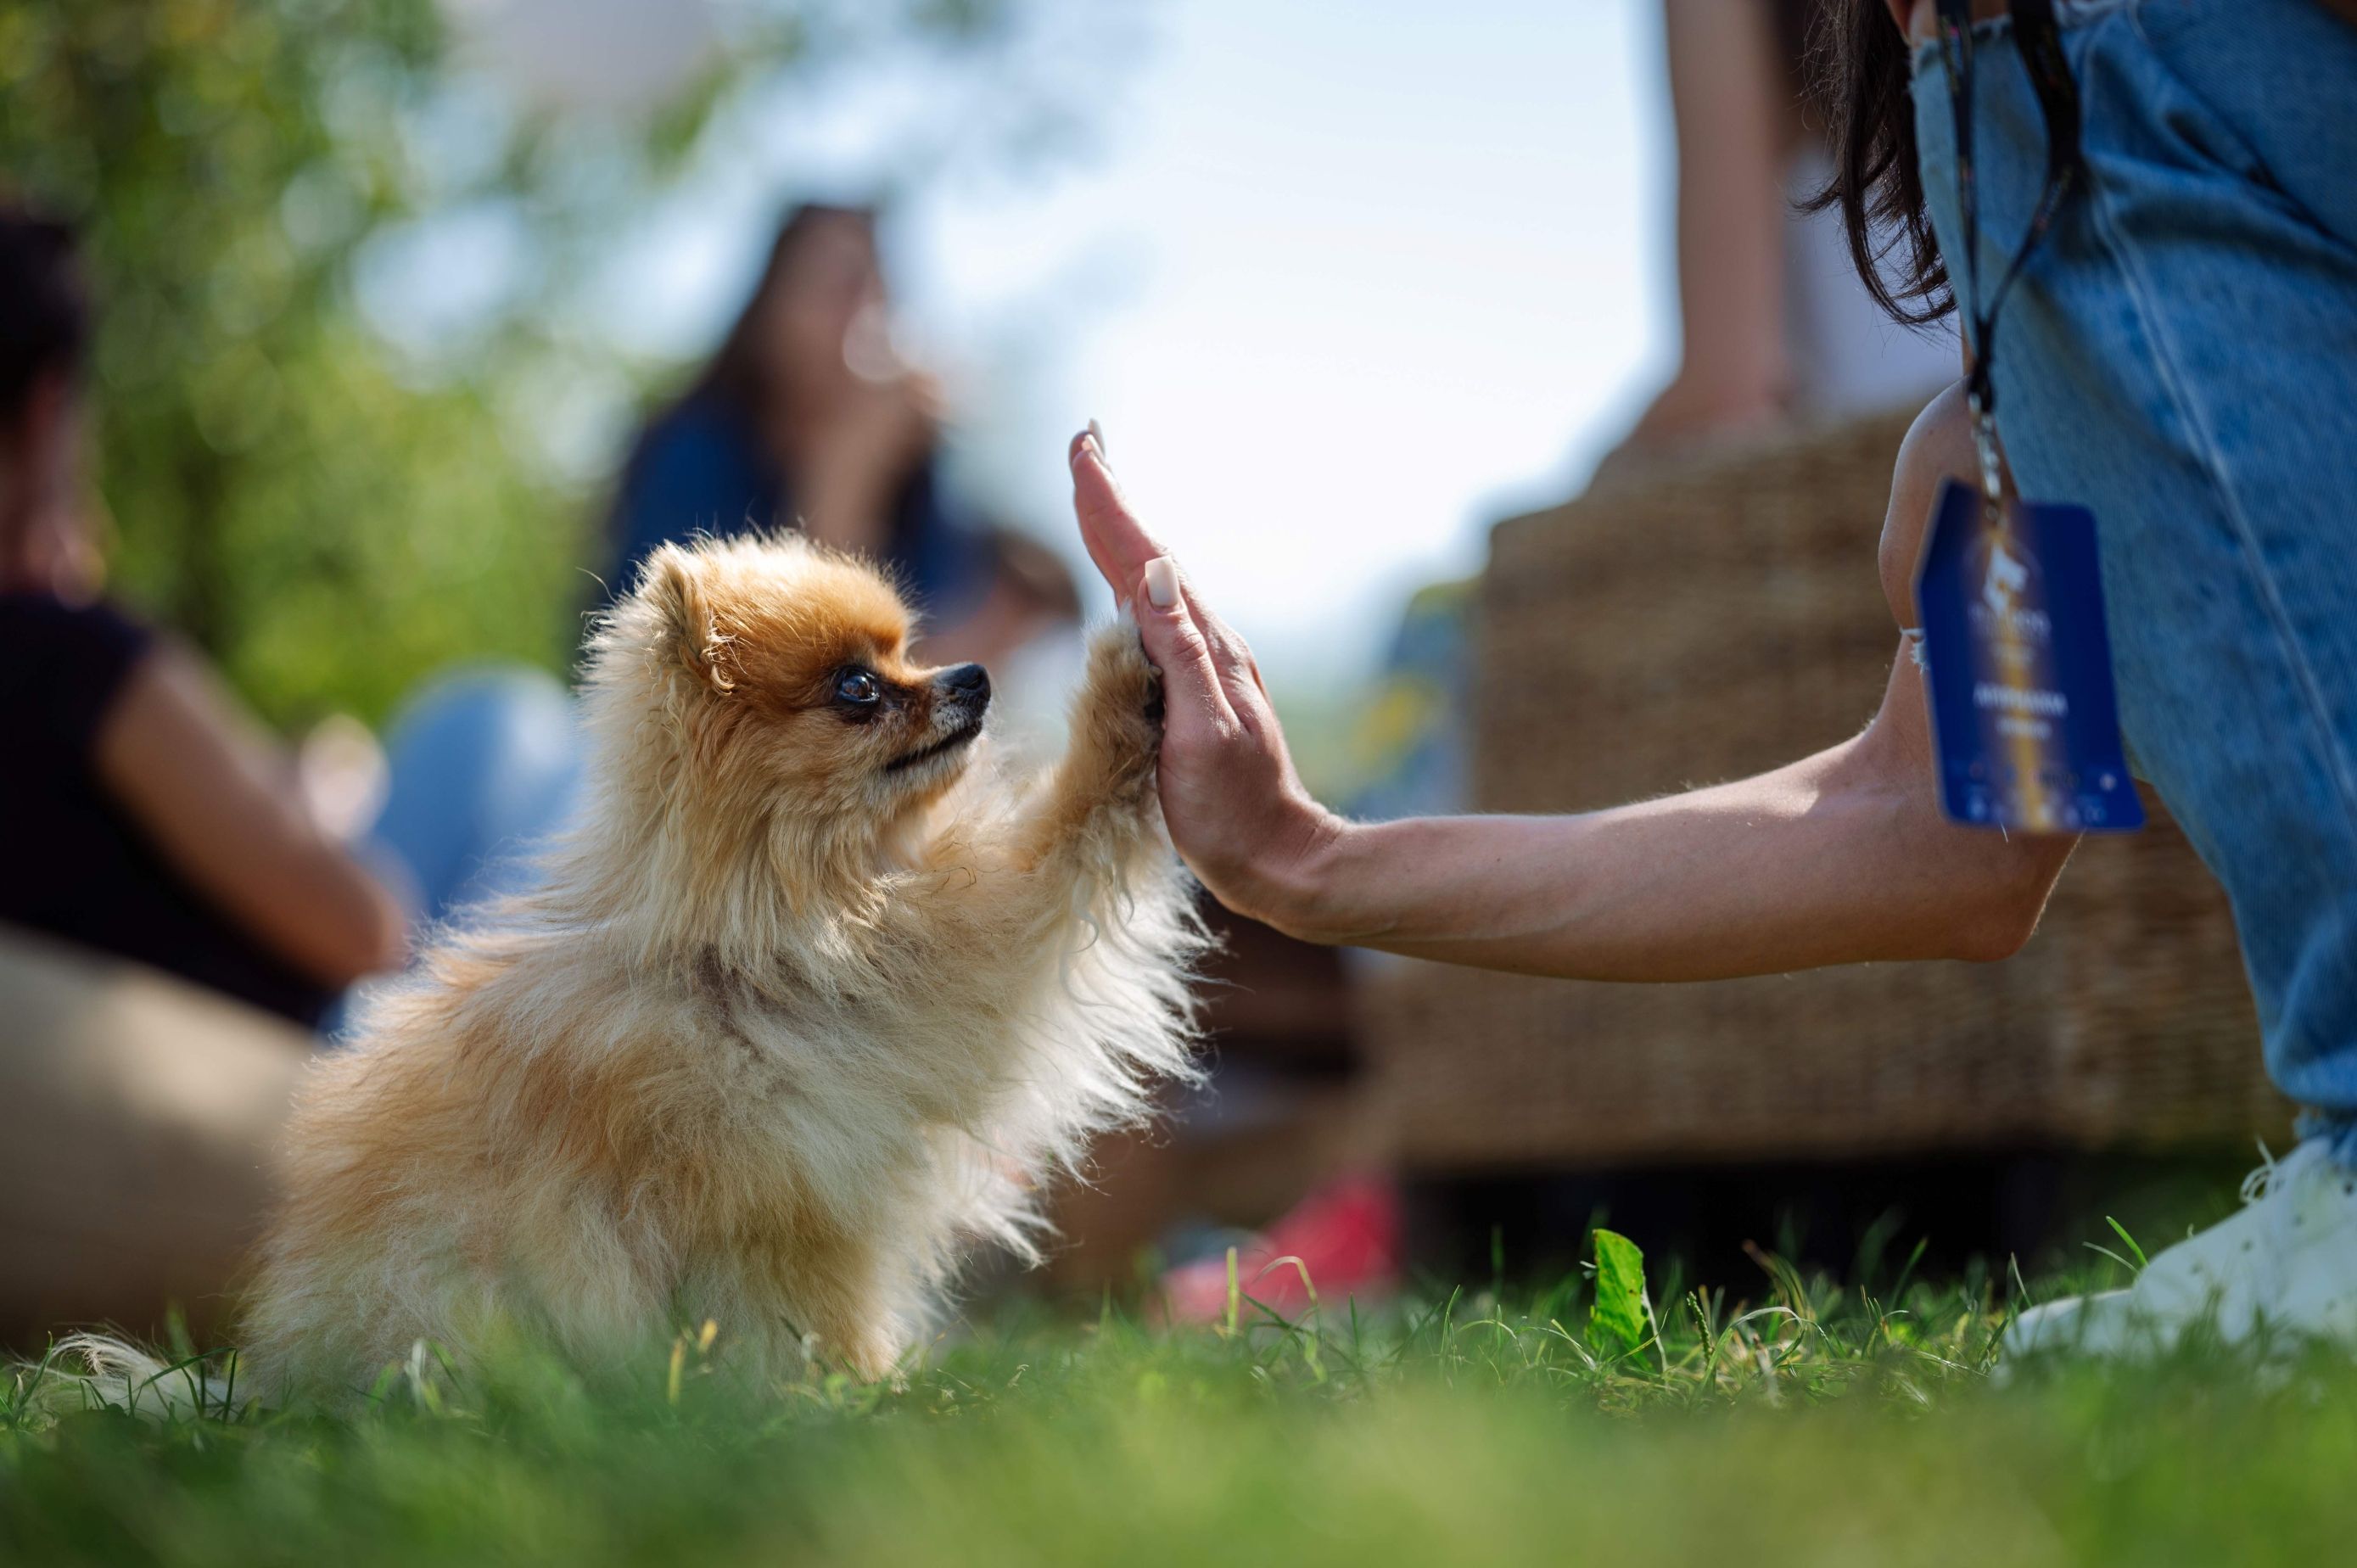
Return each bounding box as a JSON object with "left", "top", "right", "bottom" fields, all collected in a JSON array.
[{"left": 1231, "top": 802, "right": 1355, "bottom": 944}]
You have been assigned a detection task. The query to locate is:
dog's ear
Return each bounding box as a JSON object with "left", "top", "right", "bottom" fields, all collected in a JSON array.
[{"left": 641, "top": 546, "right": 735, "bottom": 693}]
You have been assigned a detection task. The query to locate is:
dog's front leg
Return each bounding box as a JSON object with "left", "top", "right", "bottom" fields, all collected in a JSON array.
[
  {"left": 905, "top": 619, "right": 1173, "bottom": 959},
  {"left": 1015, "top": 618, "right": 1167, "bottom": 890}
]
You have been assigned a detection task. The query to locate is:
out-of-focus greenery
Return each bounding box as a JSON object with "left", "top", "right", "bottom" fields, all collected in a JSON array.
[
  {"left": 3, "top": 0, "right": 568, "bottom": 723},
  {"left": 0, "top": 0, "right": 1050, "bottom": 726}
]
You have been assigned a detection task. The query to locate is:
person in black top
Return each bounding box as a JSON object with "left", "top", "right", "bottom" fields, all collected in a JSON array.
[{"left": 0, "top": 210, "right": 406, "bottom": 1028}]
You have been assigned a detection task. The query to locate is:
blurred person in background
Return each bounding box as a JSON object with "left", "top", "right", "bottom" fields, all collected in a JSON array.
[
  {"left": 0, "top": 209, "right": 406, "bottom": 1031},
  {"left": 1610, "top": 0, "right": 1952, "bottom": 467},
  {"left": 607, "top": 203, "right": 999, "bottom": 645}
]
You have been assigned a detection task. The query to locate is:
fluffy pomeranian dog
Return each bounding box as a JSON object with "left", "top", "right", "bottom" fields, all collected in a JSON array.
[{"left": 214, "top": 535, "right": 1203, "bottom": 1399}]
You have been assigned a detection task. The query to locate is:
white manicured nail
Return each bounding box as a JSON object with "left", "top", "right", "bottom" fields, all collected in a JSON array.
[
  {"left": 1143, "top": 556, "right": 1178, "bottom": 610},
  {"left": 1087, "top": 417, "right": 1106, "bottom": 455}
]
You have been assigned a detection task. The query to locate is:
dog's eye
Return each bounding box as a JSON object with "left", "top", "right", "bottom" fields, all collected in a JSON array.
[{"left": 834, "top": 669, "right": 882, "bottom": 706}]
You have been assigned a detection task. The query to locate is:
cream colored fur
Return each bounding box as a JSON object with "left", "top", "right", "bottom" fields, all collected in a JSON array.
[{"left": 218, "top": 535, "right": 1205, "bottom": 1402}]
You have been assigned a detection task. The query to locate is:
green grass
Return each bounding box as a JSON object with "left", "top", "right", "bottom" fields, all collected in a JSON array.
[{"left": 6, "top": 1235, "right": 2353, "bottom": 1567}]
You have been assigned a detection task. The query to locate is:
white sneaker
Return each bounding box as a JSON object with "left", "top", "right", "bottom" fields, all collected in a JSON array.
[{"left": 2002, "top": 1139, "right": 2357, "bottom": 1363}]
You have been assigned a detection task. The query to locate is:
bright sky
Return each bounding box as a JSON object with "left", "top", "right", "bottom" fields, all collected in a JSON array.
[{"left": 557, "top": 1, "right": 1677, "bottom": 687}]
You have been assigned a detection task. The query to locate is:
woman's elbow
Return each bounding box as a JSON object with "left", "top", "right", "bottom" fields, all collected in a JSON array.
[
  {"left": 1934, "top": 854, "right": 2065, "bottom": 963},
  {"left": 1862, "top": 752, "right": 2073, "bottom": 964},
  {"left": 1944, "top": 898, "right": 2044, "bottom": 963}
]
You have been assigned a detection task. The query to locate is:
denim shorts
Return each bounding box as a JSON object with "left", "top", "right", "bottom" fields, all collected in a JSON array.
[{"left": 1911, "top": 0, "right": 2357, "bottom": 1153}]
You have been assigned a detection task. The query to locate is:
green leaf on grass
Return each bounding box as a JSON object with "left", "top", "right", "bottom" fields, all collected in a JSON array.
[{"left": 1587, "top": 1229, "right": 1650, "bottom": 1358}]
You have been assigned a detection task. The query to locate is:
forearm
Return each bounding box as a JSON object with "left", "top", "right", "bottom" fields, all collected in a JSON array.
[
  {"left": 1661, "top": 0, "right": 1791, "bottom": 398},
  {"left": 101, "top": 652, "right": 407, "bottom": 986},
  {"left": 795, "top": 476, "right": 891, "bottom": 556},
  {"left": 1269, "top": 735, "right": 2057, "bottom": 980}
]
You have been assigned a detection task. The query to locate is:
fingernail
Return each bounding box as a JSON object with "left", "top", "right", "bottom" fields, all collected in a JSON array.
[
  {"left": 1143, "top": 556, "right": 1178, "bottom": 610},
  {"left": 1087, "top": 417, "right": 1106, "bottom": 456}
]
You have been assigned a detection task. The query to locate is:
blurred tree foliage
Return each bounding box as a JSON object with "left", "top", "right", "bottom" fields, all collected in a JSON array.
[
  {"left": 0, "top": 0, "right": 1049, "bottom": 726},
  {"left": 1, "top": 0, "right": 576, "bottom": 724}
]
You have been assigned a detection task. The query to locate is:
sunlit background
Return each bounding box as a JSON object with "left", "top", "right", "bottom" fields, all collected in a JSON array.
[{"left": 381, "top": 0, "right": 1669, "bottom": 691}]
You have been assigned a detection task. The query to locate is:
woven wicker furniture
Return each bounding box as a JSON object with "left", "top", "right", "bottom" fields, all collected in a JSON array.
[{"left": 1358, "top": 411, "right": 2289, "bottom": 1172}]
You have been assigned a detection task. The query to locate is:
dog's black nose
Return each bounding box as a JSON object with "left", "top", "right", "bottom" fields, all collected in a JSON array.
[{"left": 940, "top": 662, "right": 991, "bottom": 709}]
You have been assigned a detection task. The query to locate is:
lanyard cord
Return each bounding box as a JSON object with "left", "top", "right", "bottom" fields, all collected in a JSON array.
[{"left": 1931, "top": 0, "right": 2085, "bottom": 508}]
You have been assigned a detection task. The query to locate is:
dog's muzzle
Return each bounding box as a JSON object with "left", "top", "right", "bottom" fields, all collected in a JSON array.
[
  {"left": 886, "top": 664, "right": 991, "bottom": 774},
  {"left": 936, "top": 662, "right": 991, "bottom": 723}
]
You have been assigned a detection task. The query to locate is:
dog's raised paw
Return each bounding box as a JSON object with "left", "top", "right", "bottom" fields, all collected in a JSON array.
[{"left": 1077, "top": 620, "right": 1163, "bottom": 793}]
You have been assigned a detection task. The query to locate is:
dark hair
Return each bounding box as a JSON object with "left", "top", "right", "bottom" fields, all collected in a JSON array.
[
  {"left": 1802, "top": 0, "right": 1954, "bottom": 325},
  {"left": 697, "top": 202, "right": 878, "bottom": 420},
  {"left": 0, "top": 207, "right": 91, "bottom": 419},
  {"left": 1770, "top": 0, "right": 1819, "bottom": 99}
]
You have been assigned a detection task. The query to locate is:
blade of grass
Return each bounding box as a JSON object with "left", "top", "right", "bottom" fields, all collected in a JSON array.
[{"left": 2104, "top": 1216, "right": 2150, "bottom": 1273}]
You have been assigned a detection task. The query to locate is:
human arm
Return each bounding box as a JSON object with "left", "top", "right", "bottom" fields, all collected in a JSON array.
[
  {"left": 1617, "top": 0, "right": 1799, "bottom": 451},
  {"left": 94, "top": 647, "right": 409, "bottom": 988},
  {"left": 792, "top": 372, "right": 941, "bottom": 558},
  {"left": 1065, "top": 384, "right": 2077, "bottom": 980}
]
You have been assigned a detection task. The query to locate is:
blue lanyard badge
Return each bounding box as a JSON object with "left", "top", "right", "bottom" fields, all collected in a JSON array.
[
  {"left": 1916, "top": 483, "right": 2142, "bottom": 833},
  {"left": 1917, "top": 0, "right": 2139, "bottom": 835}
]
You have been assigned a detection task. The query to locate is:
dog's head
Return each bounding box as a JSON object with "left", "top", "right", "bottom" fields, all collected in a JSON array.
[{"left": 588, "top": 535, "right": 990, "bottom": 856}]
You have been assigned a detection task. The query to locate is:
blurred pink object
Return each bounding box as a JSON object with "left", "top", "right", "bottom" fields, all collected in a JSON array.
[{"left": 1160, "top": 1175, "right": 1402, "bottom": 1323}]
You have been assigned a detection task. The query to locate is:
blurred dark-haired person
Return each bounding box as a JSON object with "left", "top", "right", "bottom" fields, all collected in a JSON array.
[
  {"left": 0, "top": 210, "right": 406, "bottom": 1030},
  {"left": 607, "top": 203, "right": 994, "bottom": 636},
  {"left": 1062, "top": 0, "right": 2357, "bottom": 1362}
]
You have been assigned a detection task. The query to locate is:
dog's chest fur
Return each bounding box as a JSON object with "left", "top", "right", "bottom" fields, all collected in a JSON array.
[{"left": 595, "top": 954, "right": 998, "bottom": 1244}]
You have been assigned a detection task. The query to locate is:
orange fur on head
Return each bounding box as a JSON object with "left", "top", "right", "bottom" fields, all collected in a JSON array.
[{"left": 242, "top": 534, "right": 1206, "bottom": 1397}]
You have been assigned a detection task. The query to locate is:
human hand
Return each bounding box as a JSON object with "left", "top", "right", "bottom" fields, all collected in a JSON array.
[
  {"left": 295, "top": 714, "right": 391, "bottom": 844},
  {"left": 1066, "top": 427, "right": 1341, "bottom": 931},
  {"left": 800, "top": 371, "right": 941, "bottom": 553}
]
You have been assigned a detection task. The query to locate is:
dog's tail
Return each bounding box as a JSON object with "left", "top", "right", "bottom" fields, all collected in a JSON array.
[{"left": 15, "top": 1333, "right": 249, "bottom": 1423}]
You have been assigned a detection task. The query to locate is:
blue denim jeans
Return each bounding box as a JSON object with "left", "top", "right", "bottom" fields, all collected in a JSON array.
[
  {"left": 369, "top": 664, "right": 584, "bottom": 930},
  {"left": 1911, "top": 0, "right": 2357, "bottom": 1156},
  {"left": 319, "top": 664, "right": 581, "bottom": 1039}
]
